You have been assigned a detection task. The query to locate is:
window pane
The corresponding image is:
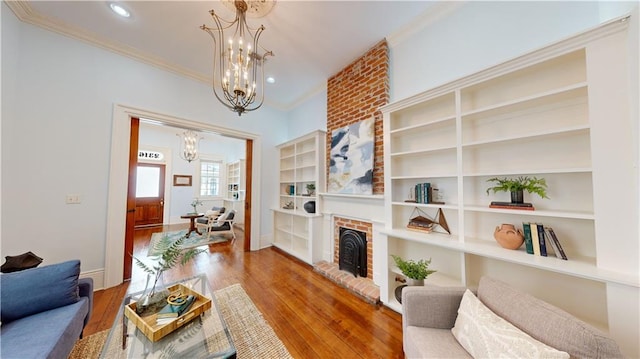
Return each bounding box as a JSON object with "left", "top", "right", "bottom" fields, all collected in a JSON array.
[
  {"left": 136, "top": 166, "right": 160, "bottom": 197},
  {"left": 200, "top": 161, "right": 220, "bottom": 196}
]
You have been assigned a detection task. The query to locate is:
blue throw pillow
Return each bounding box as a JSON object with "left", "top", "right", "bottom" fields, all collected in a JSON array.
[{"left": 0, "top": 260, "right": 80, "bottom": 323}]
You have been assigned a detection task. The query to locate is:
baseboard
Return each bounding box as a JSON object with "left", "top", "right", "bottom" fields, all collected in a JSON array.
[{"left": 80, "top": 268, "right": 106, "bottom": 291}]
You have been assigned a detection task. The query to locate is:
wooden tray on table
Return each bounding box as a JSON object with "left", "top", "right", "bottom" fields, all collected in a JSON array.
[{"left": 123, "top": 283, "right": 212, "bottom": 342}]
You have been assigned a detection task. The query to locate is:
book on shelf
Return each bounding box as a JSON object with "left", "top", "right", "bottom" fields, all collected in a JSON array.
[
  {"left": 407, "top": 215, "right": 434, "bottom": 233},
  {"left": 544, "top": 227, "right": 568, "bottom": 260},
  {"left": 489, "top": 202, "right": 535, "bottom": 211},
  {"left": 411, "top": 183, "right": 445, "bottom": 205},
  {"left": 530, "top": 223, "right": 541, "bottom": 256},
  {"left": 491, "top": 201, "right": 534, "bottom": 207},
  {"left": 521, "top": 223, "right": 534, "bottom": 254},
  {"left": 535, "top": 223, "right": 548, "bottom": 257}
]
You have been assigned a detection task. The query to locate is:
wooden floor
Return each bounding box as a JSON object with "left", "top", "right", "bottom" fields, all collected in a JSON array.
[{"left": 85, "top": 224, "right": 404, "bottom": 358}]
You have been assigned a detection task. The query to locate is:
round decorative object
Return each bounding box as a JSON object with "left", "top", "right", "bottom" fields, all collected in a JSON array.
[
  {"left": 395, "top": 285, "right": 407, "bottom": 304},
  {"left": 494, "top": 223, "right": 525, "bottom": 250},
  {"left": 303, "top": 201, "right": 316, "bottom": 213}
]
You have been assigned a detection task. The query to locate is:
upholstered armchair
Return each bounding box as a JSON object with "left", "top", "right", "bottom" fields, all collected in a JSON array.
[{"left": 196, "top": 209, "right": 236, "bottom": 241}]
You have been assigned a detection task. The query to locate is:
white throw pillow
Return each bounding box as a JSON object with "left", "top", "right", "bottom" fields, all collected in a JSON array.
[
  {"left": 205, "top": 210, "right": 220, "bottom": 218},
  {"left": 214, "top": 210, "right": 231, "bottom": 225},
  {"left": 451, "top": 289, "right": 569, "bottom": 359}
]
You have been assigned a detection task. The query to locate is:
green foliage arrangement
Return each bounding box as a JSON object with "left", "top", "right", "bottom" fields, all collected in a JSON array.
[
  {"left": 485, "top": 176, "right": 549, "bottom": 199},
  {"left": 306, "top": 183, "right": 316, "bottom": 194},
  {"left": 134, "top": 235, "right": 205, "bottom": 298},
  {"left": 391, "top": 255, "right": 436, "bottom": 280}
]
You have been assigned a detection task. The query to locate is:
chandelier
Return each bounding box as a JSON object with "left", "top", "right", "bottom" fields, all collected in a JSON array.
[
  {"left": 177, "top": 130, "right": 201, "bottom": 163},
  {"left": 201, "top": 0, "right": 275, "bottom": 116}
]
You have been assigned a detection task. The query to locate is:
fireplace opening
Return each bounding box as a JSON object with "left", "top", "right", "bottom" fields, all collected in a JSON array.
[{"left": 339, "top": 227, "right": 367, "bottom": 278}]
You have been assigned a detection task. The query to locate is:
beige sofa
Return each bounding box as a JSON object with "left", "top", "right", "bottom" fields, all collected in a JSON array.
[{"left": 402, "top": 276, "right": 623, "bottom": 358}]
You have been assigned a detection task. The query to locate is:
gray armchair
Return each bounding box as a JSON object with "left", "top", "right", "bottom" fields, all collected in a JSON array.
[{"left": 196, "top": 209, "right": 236, "bottom": 242}]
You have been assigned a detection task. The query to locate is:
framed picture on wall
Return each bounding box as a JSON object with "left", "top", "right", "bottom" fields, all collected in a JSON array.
[{"left": 173, "top": 174, "right": 192, "bottom": 186}]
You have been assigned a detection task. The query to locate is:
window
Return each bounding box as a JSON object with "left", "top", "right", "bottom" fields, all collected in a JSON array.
[{"left": 199, "top": 159, "right": 222, "bottom": 197}]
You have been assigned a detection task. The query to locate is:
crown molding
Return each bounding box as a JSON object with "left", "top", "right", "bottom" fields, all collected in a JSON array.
[
  {"left": 5, "top": 0, "right": 291, "bottom": 112},
  {"left": 387, "top": 1, "right": 466, "bottom": 48},
  {"left": 6, "top": 1, "right": 210, "bottom": 84},
  {"left": 281, "top": 82, "right": 327, "bottom": 112}
]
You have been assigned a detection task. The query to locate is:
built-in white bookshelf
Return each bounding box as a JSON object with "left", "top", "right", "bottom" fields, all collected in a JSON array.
[
  {"left": 272, "top": 130, "right": 326, "bottom": 264},
  {"left": 380, "top": 16, "right": 638, "bottom": 356},
  {"left": 224, "top": 159, "right": 245, "bottom": 227}
]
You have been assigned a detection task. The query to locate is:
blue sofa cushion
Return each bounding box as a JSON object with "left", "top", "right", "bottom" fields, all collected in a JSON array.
[
  {"left": 0, "top": 298, "right": 89, "bottom": 359},
  {"left": 0, "top": 260, "right": 80, "bottom": 323}
]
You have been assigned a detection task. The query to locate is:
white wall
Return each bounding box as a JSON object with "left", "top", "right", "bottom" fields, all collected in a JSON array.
[
  {"left": 390, "top": 1, "right": 636, "bottom": 102},
  {"left": 1, "top": 3, "right": 287, "bottom": 273},
  {"left": 286, "top": 90, "right": 327, "bottom": 140}
]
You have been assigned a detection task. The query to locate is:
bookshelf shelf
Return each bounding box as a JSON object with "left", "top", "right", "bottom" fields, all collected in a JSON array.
[
  {"left": 380, "top": 17, "right": 638, "bottom": 355},
  {"left": 273, "top": 130, "right": 326, "bottom": 264}
]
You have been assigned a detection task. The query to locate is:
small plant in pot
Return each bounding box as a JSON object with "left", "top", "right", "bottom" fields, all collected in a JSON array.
[
  {"left": 486, "top": 176, "right": 549, "bottom": 204},
  {"left": 391, "top": 255, "right": 436, "bottom": 286},
  {"left": 306, "top": 183, "right": 316, "bottom": 195}
]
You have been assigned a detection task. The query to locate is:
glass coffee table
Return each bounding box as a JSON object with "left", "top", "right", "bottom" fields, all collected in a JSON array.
[{"left": 100, "top": 274, "right": 236, "bottom": 358}]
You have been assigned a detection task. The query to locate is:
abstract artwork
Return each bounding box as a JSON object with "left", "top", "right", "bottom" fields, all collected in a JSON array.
[{"left": 328, "top": 118, "right": 375, "bottom": 194}]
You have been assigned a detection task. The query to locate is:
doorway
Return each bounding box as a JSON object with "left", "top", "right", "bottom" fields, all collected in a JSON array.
[{"left": 105, "top": 104, "right": 263, "bottom": 289}]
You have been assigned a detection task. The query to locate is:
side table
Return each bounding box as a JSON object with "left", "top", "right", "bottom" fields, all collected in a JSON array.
[{"left": 181, "top": 213, "right": 204, "bottom": 238}]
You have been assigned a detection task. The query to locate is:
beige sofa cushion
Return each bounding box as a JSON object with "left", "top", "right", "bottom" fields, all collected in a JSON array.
[
  {"left": 477, "top": 277, "right": 624, "bottom": 359},
  {"left": 452, "top": 289, "right": 569, "bottom": 358}
]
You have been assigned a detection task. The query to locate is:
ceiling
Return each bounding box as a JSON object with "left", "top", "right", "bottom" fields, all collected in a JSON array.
[{"left": 8, "top": 1, "right": 442, "bottom": 111}]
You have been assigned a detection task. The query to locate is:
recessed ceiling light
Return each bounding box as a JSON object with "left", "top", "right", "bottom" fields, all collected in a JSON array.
[
  {"left": 266, "top": 77, "right": 275, "bottom": 84},
  {"left": 109, "top": 3, "right": 131, "bottom": 18}
]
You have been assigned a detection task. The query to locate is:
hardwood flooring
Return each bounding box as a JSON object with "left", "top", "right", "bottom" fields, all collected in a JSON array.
[{"left": 85, "top": 224, "right": 404, "bottom": 358}]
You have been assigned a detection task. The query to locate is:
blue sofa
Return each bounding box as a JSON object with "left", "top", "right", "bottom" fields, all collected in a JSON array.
[{"left": 0, "top": 260, "right": 93, "bottom": 359}]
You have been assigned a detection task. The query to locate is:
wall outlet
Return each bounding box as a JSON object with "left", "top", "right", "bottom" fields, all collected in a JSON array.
[{"left": 65, "top": 194, "right": 81, "bottom": 204}]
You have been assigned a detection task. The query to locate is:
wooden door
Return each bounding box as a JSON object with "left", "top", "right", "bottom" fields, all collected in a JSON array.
[
  {"left": 244, "top": 139, "right": 253, "bottom": 251},
  {"left": 124, "top": 117, "right": 140, "bottom": 281},
  {"left": 134, "top": 163, "right": 166, "bottom": 227}
]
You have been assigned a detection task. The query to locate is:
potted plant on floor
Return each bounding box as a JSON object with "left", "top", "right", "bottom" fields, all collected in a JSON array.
[
  {"left": 486, "top": 176, "right": 549, "bottom": 204},
  {"left": 133, "top": 235, "right": 205, "bottom": 316},
  {"left": 391, "top": 255, "right": 436, "bottom": 286}
]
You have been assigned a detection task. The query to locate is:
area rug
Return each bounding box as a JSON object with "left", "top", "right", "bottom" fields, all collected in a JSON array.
[
  {"left": 147, "top": 229, "right": 229, "bottom": 256},
  {"left": 68, "top": 284, "right": 292, "bottom": 359}
]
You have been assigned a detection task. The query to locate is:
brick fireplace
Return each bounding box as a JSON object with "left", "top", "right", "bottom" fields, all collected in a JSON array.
[
  {"left": 315, "top": 216, "right": 379, "bottom": 304},
  {"left": 314, "top": 39, "right": 388, "bottom": 305}
]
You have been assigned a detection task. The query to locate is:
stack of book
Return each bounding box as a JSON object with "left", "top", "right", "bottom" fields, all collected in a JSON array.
[
  {"left": 522, "top": 223, "right": 568, "bottom": 260},
  {"left": 410, "top": 183, "right": 445, "bottom": 205},
  {"left": 407, "top": 215, "right": 435, "bottom": 233},
  {"left": 490, "top": 201, "right": 535, "bottom": 211},
  {"left": 156, "top": 294, "right": 196, "bottom": 325}
]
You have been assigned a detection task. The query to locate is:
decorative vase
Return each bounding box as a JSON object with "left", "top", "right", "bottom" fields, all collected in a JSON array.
[
  {"left": 510, "top": 190, "right": 524, "bottom": 204},
  {"left": 406, "top": 278, "right": 424, "bottom": 286},
  {"left": 303, "top": 201, "right": 316, "bottom": 213},
  {"left": 494, "top": 223, "right": 525, "bottom": 250},
  {"left": 136, "top": 272, "right": 170, "bottom": 316}
]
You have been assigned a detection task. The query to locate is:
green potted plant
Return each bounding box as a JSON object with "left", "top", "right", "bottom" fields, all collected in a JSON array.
[
  {"left": 486, "top": 176, "right": 549, "bottom": 204},
  {"left": 391, "top": 255, "right": 436, "bottom": 286},
  {"left": 133, "top": 235, "right": 205, "bottom": 315},
  {"left": 306, "top": 183, "right": 316, "bottom": 195}
]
